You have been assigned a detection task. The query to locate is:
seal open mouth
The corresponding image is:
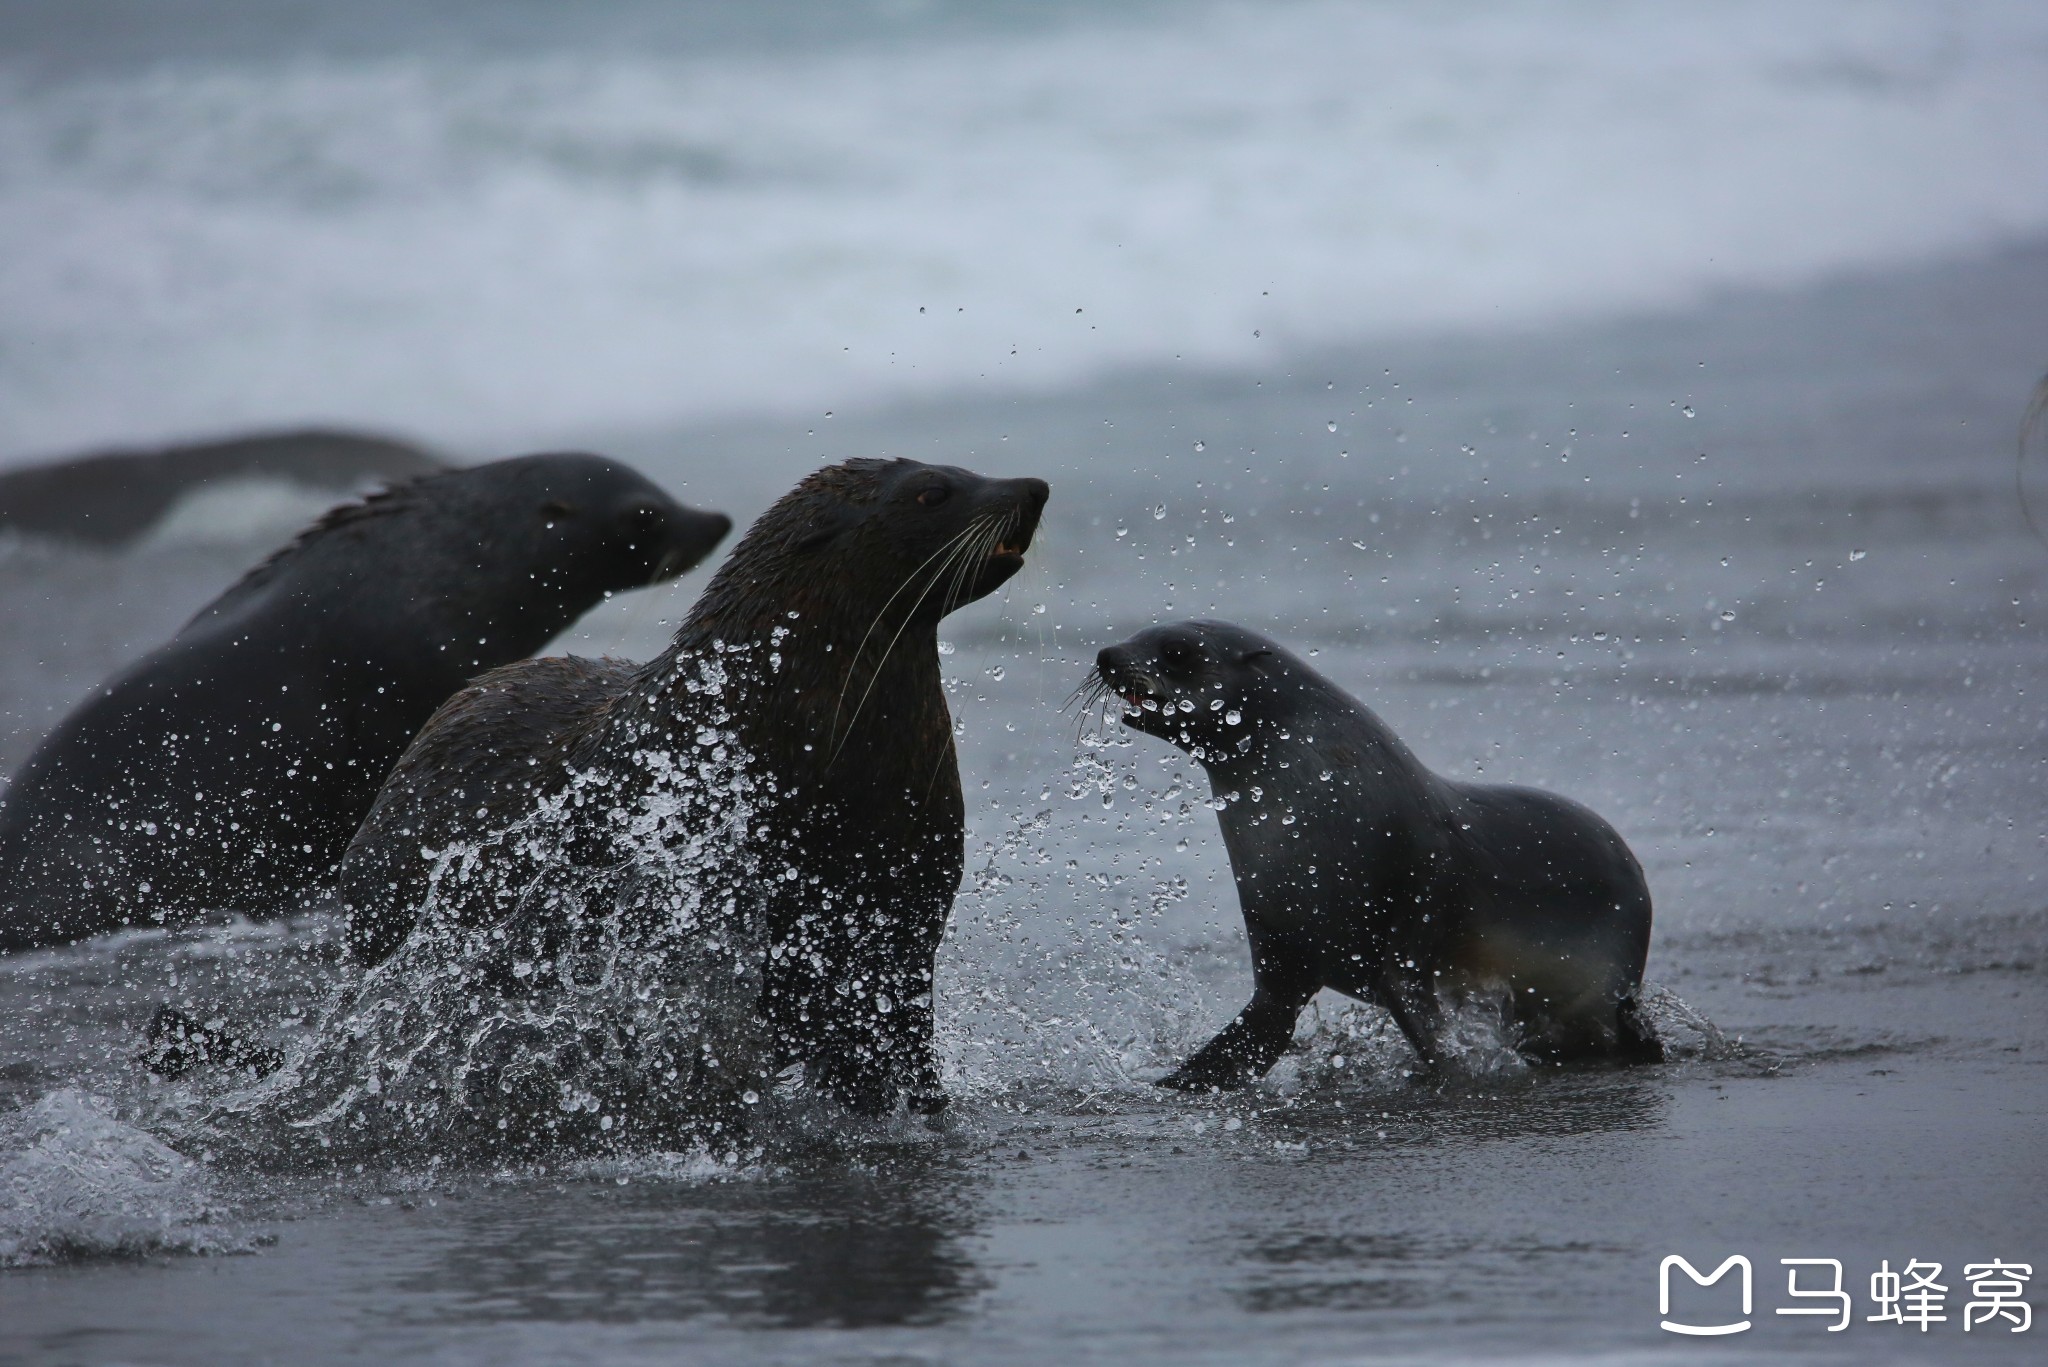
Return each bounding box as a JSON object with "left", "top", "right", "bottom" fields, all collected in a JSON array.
[
  {"left": 1095, "top": 662, "right": 1165, "bottom": 717},
  {"left": 1069, "top": 653, "right": 1176, "bottom": 740},
  {"left": 1119, "top": 682, "right": 1165, "bottom": 717},
  {"left": 980, "top": 479, "right": 1047, "bottom": 574}
]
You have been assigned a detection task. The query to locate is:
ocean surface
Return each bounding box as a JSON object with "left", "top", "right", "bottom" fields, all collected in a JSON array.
[
  {"left": 2, "top": 3, "right": 2046, "bottom": 1365},
  {"left": 4, "top": 0, "right": 2048, "bottom": 460}
]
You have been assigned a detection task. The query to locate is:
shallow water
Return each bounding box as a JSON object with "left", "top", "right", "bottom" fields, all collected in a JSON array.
[{"left": 2, "top": 236, "right": 2044, "bottom": 1361}]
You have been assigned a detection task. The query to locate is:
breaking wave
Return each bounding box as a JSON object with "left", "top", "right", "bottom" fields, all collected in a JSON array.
[{"left": 5, "top": 0, "right": 2048, "bottom": 456}]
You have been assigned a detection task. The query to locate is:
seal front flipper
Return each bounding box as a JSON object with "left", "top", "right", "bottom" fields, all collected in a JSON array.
[
  {"left": 140, "top": 1005, "right": 285, "bottom": 1079},
  {"left": 1373, "top": 981, "right": 1449, "bottom": 1074},
  {"left": 1613, "top": 992, "right": 1666, "bottom": 1065},
  {"left": 1158, "top": 975, "right": 1314, "bottom": 1091}
]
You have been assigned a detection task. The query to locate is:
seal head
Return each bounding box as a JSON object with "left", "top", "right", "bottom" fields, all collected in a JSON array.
[{"left": 1095, "top": 619, "right": 1320, "bottom": 762}]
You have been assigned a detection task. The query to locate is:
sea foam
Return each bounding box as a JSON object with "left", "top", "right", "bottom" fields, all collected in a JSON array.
[{"left": 2, "top": 0, "right": 2047, "bottom": 458}]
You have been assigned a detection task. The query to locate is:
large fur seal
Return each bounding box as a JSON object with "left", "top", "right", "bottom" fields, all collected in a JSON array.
[
  {"left": 1089, "top": 620, "right": 1659, "bottom": 1087},
  {"left": 0, "top": 453, "right": 731, "bottom": 953},
  {"left": 333, "top": 458, "right": 1048, "bottom": 1118}
]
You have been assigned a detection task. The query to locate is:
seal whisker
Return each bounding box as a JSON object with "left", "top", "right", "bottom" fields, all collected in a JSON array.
[
  {"left": 1059, "top": 668, "right": 1106, "bottom": 714},
  {"left": 936, "top": 520, "right": 985, "bottom": 620},
  {"left": 930, "top": 515, "right": 1002, "bottom": 637},
  {"left": 1065, "top": 670, "right": 1122, "bottom": 746},
  {"left": 831, "top": 517, "right": 990, "bottom": 737},
  {"left": 913, "top": 519, "right": 1011, "bottom": 798},
  {"left": 1070, "top": 682, "right": 1103, "bottom": 746},
  {"left": 830, "top": 514, "right": 1000, "bottom": 764},
  {"left": 947, "top": 515, "right": 1008, "bottom": 614},
  {"left": 944, "top": 511, "right": 1006, "bottom": 612},
  {"left": 947, "top": 519, "right": 996, "bottom": 610}
]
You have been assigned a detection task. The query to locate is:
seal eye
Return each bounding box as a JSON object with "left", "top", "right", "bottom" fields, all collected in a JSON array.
[
  {"left": 916, "top": 485, "right": 951, "bottom": 508},
  {"left": 541, "top": 498, "right": 577, "bottom": 520}
]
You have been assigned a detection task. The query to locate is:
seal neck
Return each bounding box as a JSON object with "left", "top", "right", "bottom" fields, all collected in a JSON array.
[
  {"left": 1197, "top": 680, "right": 1434, "bottom": 809},
  {"left": 627, "top": 551, "right": 953, "bottom": 792}
]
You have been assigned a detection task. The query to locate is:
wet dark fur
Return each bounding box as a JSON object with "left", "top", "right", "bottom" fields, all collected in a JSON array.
[
  {"left": 336, "top": 459, "right": 1049, "bottom": 1116},
  {"left": 1092, "top": 621, "right": 1660, "bottom": 1087},
  {"left": 0, "top": 453, "right": 731, "bottom": 953}
]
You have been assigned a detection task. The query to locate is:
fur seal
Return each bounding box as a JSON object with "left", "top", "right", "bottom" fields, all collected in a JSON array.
[
  {"left": 333, "top": 458, "right": 1048, "bottom": 1118},
  {"left": 0, "top": 428, "right": 443, "bottom": 545},
  {"left": 1089, "top": 620, "right": 1659, "bottom": 1086},
  {"left": 0, "top": 453, "right": 732, "bottom": 953}
]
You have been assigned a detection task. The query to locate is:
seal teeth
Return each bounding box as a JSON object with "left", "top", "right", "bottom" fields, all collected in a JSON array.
[
  {"left": 1116, "top": 675, "right": 1164, "bottom": 710},
  {"left": 990, "top": 498, "right": 1038, "bottom": 560}
]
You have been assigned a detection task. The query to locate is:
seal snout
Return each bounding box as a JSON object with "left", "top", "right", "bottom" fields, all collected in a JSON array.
[
  {"left": 650, "top": 507, "right": 733, "bottom": 581},
  {"left": 988, "top": 477, "right": 1051, "bottom": 562},
  {"left": 1094, "top": 643, "right": 1164, "bottom": 711}
]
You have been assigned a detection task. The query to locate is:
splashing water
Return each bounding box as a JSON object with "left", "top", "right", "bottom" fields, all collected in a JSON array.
[
  {"left": 184, "top": 657, "right": 788, "bottom": 1167},
  {"left": 0, "top": 1089, "right": 259, "bottom": 1267},
  {"left": 7, "top": 652, "right": 1741, "bottom": 1193},
  {"left": 1635, "top": 979, "right": 1741, "bottom": 1062},
  {"left": 935, "top": 735, "right": 1238, "bottom": 1100}
]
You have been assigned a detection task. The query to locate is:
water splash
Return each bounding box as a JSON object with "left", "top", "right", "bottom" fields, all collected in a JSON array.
[
  {"left": 0, "top": 1089, "right": 260, "bottom": 1267},
  {"left": 1636, "top": 979, "right": 1740, "bottom": 1061},
  {"left": 936, "top": 735, "right": 1228, "bottom": 1099},
  {"left": 190, "top": 666, "right": 785, "bottom": 1167},
  {"left": 1281, "top": 994, "right": 1528, "bottom": 1092}
]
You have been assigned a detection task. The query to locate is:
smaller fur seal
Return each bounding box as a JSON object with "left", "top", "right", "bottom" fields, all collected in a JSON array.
[
  {"left": 0, "top": 453, "right": 731, "bottom": 953},
  {"left": 1090, "top": 621, "right": 1659, "bottom": 1087}
]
